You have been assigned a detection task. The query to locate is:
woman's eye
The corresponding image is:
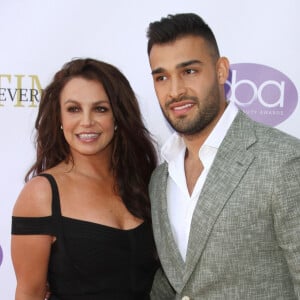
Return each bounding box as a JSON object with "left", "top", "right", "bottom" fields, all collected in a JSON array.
[
  {"left": 95, "top": 106, "right": 108, "bottom": 112},
  {"left": 67, "top": 106, "right": 80, "bottom": 112}
]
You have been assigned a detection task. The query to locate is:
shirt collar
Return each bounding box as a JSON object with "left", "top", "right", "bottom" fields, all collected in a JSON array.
[
  {"left": 161, "top": 101, "right": 239, "bottom": 163},
  {"left": 204, "top": 100, "right": 238, "bottom": 148}
]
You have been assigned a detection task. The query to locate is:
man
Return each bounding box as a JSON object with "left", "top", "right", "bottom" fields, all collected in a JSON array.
[{"left": 147, "top": 13, "right": 300, "bottom": 299}]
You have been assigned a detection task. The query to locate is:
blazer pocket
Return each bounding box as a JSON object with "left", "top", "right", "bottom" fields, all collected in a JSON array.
[{"left": 213, "top": 210, "right": 270, "bottom": 232}]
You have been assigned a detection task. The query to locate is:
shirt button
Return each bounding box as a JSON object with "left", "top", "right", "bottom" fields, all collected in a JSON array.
[{"left": 182, "top": 296, "right": 190, "bottom": 300}]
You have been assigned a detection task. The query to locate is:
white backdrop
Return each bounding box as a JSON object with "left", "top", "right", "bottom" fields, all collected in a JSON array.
[{"left": 1, "top": 1, "right": 299, "bottom": 298}]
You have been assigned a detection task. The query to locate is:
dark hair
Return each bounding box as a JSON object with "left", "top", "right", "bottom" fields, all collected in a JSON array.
[
  {"left": 147, "top": 13, "right": 220, "bottom": 58},
  {"left": 26, "top": 58, "right": 158, "bottom": 222}
]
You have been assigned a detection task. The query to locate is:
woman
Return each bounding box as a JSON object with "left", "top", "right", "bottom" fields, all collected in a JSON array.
[{"left": 11, "top": 58, "right": 159, "bottom": 299}]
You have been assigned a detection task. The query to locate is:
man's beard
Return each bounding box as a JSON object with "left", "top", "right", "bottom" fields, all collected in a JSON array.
[{"left": 161, "top": 94, "right": 220, "bottom": 136}]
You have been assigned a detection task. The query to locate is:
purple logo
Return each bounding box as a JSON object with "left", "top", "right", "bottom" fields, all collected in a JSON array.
[
  {"left": 0, "top": 245, "right": 3, "bottom": 267},
  {"left": 225, "top": 63, "right": 298, "bottom": 126}
]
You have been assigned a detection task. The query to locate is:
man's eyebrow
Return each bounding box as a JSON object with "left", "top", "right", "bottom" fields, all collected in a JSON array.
[
  {"left": 151, "top": 59, "right": 202, "bottom": 75},
  {"left": 151, "top": 67, "right": 165, "bottom": 75},
  {"left": 177, "top": 59, "right": 202, "bottom": 68}
]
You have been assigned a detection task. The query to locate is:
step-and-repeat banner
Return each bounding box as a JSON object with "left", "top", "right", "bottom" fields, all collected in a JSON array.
[{"left": 1, "top": 1, "right": 299, "bottom": 298}]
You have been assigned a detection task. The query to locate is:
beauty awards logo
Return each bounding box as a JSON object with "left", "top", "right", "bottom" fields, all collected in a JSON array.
[
  {"left": 0, "top": 74, "right": 42, "bottom": 108},
  {"left": 225, "top": 63, "right": 298, "bottom": 126}
]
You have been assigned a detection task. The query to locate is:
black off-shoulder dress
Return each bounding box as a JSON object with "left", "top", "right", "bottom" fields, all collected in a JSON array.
[{"left": 12, "top": 173, "right": 159, "bottom": 300}]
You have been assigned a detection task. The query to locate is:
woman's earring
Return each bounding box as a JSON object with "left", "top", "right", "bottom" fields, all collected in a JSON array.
[
  {"left": 114, "top": 125, "right": 118, "bottom": 131},
  {"left": 60, "top": 125, "right": 63, "bottom": 130}
]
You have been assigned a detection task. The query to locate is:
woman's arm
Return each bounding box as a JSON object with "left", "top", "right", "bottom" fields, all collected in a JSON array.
[
  {"left": 11, "top": 235, "right": 52, "bottom": 300},
  {"left": 11, "top": 176, "right": 54, "bottom": 300}
]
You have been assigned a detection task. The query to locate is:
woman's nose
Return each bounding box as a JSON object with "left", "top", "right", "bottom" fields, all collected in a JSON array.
[{"left": 81, "top": 112, "right": 94, "bottom": 126}]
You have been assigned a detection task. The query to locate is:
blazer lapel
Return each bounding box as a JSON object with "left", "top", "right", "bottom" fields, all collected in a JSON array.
[
  {"left": 182, "top": 111, "right": 257, "bottom": 287},
  {"left": 151, "top": 163, "right": 185, "bottom": 292}
]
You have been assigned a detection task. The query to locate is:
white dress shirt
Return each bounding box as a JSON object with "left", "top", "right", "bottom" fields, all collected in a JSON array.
[{"left": 161, "top": 101, "right": 239, "bottom": 260}]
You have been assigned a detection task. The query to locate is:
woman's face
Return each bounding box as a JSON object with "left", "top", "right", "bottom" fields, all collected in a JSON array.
[{"left": 60, "top": 77, "right": 115, "bottom": 159}]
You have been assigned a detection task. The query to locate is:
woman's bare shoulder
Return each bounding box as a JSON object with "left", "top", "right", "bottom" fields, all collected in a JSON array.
[{"left": 13, "top": 175, "right": 52, "bottom": 217}]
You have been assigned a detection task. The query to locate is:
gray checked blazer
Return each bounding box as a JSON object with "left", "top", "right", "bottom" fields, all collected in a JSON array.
[{"left": 149, "top": 111, "right": 300, "bottom": 300}]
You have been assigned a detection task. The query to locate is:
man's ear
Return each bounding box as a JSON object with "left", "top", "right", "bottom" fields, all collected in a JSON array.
[{"left": 216, "top": 56, "right": 230, "bottom": 84}]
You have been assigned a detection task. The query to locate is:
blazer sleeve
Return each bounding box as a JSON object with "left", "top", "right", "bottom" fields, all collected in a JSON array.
[
  {"left": 273, "top": 154, "right": 300, "bottom": 298},
  {"left": 151, "top": 267, "right": 175, "bottom": 300}
]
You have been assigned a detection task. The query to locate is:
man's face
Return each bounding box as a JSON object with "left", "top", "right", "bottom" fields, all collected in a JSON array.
[{"left": 149, "top": 35, "right": 228, "bottom": 136}]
